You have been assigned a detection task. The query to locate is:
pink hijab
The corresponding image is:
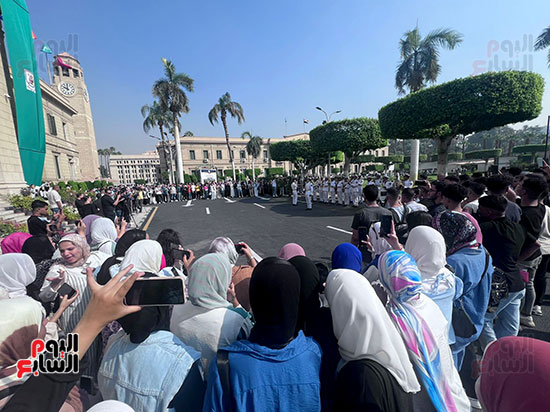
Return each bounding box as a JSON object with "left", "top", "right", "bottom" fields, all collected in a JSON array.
[
  {"left": 478, "top": 336, "right": 550, "bottom": 412},
  {"left": 1, "top": 232, "right": 32, "bottom": 254},
  {"left": 277, "top": 243, "right": 306, "bottom": 260}
]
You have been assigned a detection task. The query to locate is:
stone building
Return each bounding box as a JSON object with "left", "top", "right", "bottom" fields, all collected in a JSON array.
[{"left": 109, "top": 151, "right": 161, "bottom": 185}]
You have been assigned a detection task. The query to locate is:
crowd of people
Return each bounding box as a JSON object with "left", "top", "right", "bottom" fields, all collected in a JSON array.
[{"left": 0, "top": 165, "right": 549, "bottom": 412}]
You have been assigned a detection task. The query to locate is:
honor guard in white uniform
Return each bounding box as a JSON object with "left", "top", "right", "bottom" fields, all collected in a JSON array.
[
  {"left": 337, "top": 178, "right": 344, "bottom": 205},
  {"left": 322, "top": 179, "right": 329, "bottom": 203},
  {"left": 344, "top": 178, "right": 351, "bottom": 206},
  {"left": 291, "top": 179, "right": 298, "bottom": 206},
  {"left": 330, "top": 179, "right": 336, "bottom": 204},
  {"left": 313, "top": 178, "right": 319, "bottom": 202},
  {"left": 305, "top": 179, "right": 313, "bottom": 210}
]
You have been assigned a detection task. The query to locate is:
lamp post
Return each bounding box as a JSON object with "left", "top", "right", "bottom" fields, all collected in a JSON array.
[
  {"left": 150, "top": 135, "right": 174, "bottom": 184},
  {"left": 544, "top": 115, "right": 550, "bottom": 163},
  {"left": 315, "top": 106, "right": 342, "bottom": 176}
]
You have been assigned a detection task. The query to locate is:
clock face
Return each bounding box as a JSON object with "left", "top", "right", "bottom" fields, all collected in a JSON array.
[{"left": 59, "top": 82, "right": 76, "bottom": 96}]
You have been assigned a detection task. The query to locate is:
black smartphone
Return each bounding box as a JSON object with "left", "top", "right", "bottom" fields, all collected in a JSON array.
[
  {"left": 172, "top": 248, "right": 190, "bottom": 261},
  {"left": 380, "top": 215, "right": 393, "bottom": 237},
  {"left": 125, "top": 277, "right": 185, "bottom": 306},
  {"left": 57, "top": 283, "right": 77, "bottom": 299},
  {"left": 234, "top": 243, "right": 245, "bottom": 254},
  {"left": 358, "top": 227, "right": 369, "bottom": 243}
]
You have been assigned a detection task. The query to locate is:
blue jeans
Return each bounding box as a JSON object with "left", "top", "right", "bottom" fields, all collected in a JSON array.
[{"left": 480, "top": 289, "right": 525, "bottom": 349}]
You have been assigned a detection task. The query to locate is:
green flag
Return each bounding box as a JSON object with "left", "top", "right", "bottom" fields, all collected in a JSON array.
[
  {"left": 0, "top": 0, "right": 45, "bottom": 185},
  {"left": 40, "top": 44, "right": 52, "bottom": 54}
]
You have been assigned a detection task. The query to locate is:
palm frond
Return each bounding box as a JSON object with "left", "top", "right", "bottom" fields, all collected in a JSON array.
[
  {"left": 395, "top": 55, "right": 414, "bottom": 94},
  {"left": 228, "top": 101, "right": 245, "bottom": 124},
  {"left": 535, "top": 26, "right": 550, "bottom": 50},
  {"left": 173, "top": 73, "right": 194, "bottom": 92},
  {"left": 208, "top": 105, "right": 220, "bottom": 125},
  {"left": 241, "top": 131, "right": 253, "bottom": 140},
  {"left": 423, "top": 28, "right": 463, "bottom": 50}
]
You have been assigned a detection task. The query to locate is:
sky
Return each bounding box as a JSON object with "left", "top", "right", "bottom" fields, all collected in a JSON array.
[{"left": 27, "top": 0, "right": 550, "bottom": 154}]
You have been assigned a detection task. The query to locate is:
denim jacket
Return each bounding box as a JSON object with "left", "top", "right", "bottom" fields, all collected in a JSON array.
[{"left": 99, "top": 330, "right": 201, "bottom": 412}]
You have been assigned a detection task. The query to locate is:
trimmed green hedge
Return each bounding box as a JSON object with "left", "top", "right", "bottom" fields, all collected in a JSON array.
[
  {"left": 365, "top": 164, "right": 385, "bottom": 172},
  {"left": 512, "top": 144, "right": 546, "bottom": 154},
  {"left": 331, "top": 167, "right": 341, "bottom": 173},
  {"left": 378, "top": 71, "right": 544, "bottom": 141},
  {"left": 464, "top": 149, "right": 503, "bottom": 160},
  {"left": 404, "top": 154, "right": 428, "bottom": 163},
  {"left": 266, "top": 167, "right": 284, "bottom": 177},
  {"left": 245, "top": 168, "right": 262, "bottom": 178},
  {"left": 352, "top": 154, "right": 375, "bottom": 164},
  {"left": 428, "top": 153, "right": 463, "bottom": 162},
  {"left": 375, "top": 155, "right": 404, "bottom": 164}
]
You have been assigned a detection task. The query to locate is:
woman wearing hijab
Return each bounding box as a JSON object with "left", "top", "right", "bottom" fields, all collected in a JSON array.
[
  {"left": 476, "top": 336, "right": 550, "bottom": 412},
  {"left": 331, "top": 243, "right": 362, "bottom": 273},
  {"left": 405, "top": 226, "right": 462, "bottom": 339},
  {"left": 90, "top": 217, "right": 119, "bottom": 255},
  {"left": 21, "top": 235, "right": 58, "bottom": 310},
  {"left": 290, "top": 256, "right": 339, "bottom": 412},
  {"left": 1, "top": 232, "right": 32, "bottom": 254},
  {"left": 208, "top": 237, "right": 258, "bottom": 311},
  {"left": 108, "top": 239, "right": 163, "bottom": 278},
  {"left": 170, "top": 253, "right": 253, "bottom": 374},
  {"left": 278, "top": 242, "right": 306, "bottom": 260},
  {"left": 98, "top": 274, "right": 204, "bottom": 412},
  {"left": 326, "top": 267, "right": 420, "bottom": 412},
  {"left": 82, "top": 214, "right": 101, "bottom": 244},
  {"left": 379, "top": 250, "right": 470, "bottom": 412},
  {"left": 203, "top": 257, "right": 322, "bottom": 412},
  {"left": 433, "top": 211, "right": 493, "bottom": 370}
]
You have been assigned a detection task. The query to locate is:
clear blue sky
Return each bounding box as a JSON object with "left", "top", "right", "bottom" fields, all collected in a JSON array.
[{"left": 28, "top": 0, "right": 550, "bottom": 154}]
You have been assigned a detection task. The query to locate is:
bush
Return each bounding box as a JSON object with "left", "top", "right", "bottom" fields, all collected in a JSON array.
[
  {"left": 266, "top": 167, "right": 284, "bottom": 177},
  {"left": 353, "top": 154, "right": 375, "bottom": 164},
  {"left": 63, "top": 205, "right": 81, "bottom": 222},
  {"left": 375, "top": 155, "right": 404, "bottom": 164},
  {"left": 66, "top": 180, "right": 79, "bottom": 191},
  {"left": 512, "top": 144, "right": 546, "bottom": 154},
  {"left": 464, "top": 149, "right": 502, "bottom": 160},
  {"left": 429, "top": 153, "right": 463, "bottom": 162},
  {"left": 365, "top": 164, "right": 385, "bottom": 172},
  {"left": 135, "top": 179, "right": 147, "bottom": 185},
  {"left": 331, "top": 167, "right": 341, "bottom": 173},
  {"left": 0, "top": 220, "right": 28, "bottom": 237},
  {"left": 78, "top": 182, "right": 88, "bottom": 192},
  {"left": 8, "top": 195, "right": 42, "bottom": 212},
  {"left": 58, "top": 181, "right": 67, "bottom": 190},
  {"left": 404, "top": 154, "right": 428, "bottom": 162},
  {"left": 245, "top": 168, "right": 262, "bottom": 178}
]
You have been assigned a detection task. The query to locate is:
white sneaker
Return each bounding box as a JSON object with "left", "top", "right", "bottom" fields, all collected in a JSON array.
[
  {"left": 520, "top": 315, "right": 536, "bottom": 328},
  {"left": 533, "top": 305, "right": 543, "bottom": 316}
]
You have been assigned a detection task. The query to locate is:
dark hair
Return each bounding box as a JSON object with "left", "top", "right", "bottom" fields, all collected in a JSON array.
[
  {"left": 401, "top": 188, "right": 415, "bottom": 202},
  {"left": 115, "top": 229, "right": 147, "bottom": 257},
  {"left": 468, "top": 182, "right": 486, "bottom": 197},
  {"left": 472, "top": 172, "right": 484, "bottom": 178},
  {"left": 444, "top": 175, "right": 460, "bottom": 183},
  {"left": 507, "top": 167, "right": 522, "bottom": 177},
  {"left": 386, "top": 187, "right": 399, "bottom": 199},
  {"left": 156, "top": 228, "right": 183, "bottom": 266},
  {"left": 406, "top": 211, "right": 433, "bottom": 230},
  {"left": 521, "top": 174, "right": 548, "bottom": 201},
  {"left": 31, "top": 199, "right": 48, "bottom": 210},
  {"left": 314, "top": 262, "right": 329, "bottom": 290},
  {"left": 479, "top": 195, "right": 507, "bottom": 213},
  {"left": 459, "top": 174, "right": 471, "bottom": 182},
  {"left": 363, "top": 185, "right": 379, "bottom": 202},
  {"left": 441, "top": 184, "right": 468, "bottom": 203},
  {"left": 486, "top": 174, "right": 513, "bottom": 195},
  {"left": 473, "top": 176, "right": 487, "bottom": 186},
  {"left": 432, "top": 181, "right": 447, "bottom": 193}
]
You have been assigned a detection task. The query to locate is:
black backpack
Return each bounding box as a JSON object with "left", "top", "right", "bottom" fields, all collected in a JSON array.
[{"left": 390, "top": 205, "right": 409, "bottom": 244}]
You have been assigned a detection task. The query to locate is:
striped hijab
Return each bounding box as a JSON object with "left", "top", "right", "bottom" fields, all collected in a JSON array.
[{"left": 379, "top": 250, "right": 457, "bottom": 412}]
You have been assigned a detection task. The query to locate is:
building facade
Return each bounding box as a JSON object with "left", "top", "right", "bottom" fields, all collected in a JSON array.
[{"left": 109, "top": 151, "right": 161, "bottom": 185}]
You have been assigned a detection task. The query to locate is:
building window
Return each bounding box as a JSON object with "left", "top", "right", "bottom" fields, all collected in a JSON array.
[
  {"left": 203, "top": 150, "right": 209, "bottom": 159},
  {"left": 189, "top": 150, "right": 195, "bottom": 160},
  {"left": 61, "top": 66, "right": 69, "bottom": 77},
  {"left": 54, "top": 155, "right": 61, "bottom": 179},
  {"left": 240, "top": 150, "right": 246, "bottom": 159},
  {"left": 216, "top": 150, "right": 222, "bottom": 160},
  {"left": 73, "top": 69, "right": 79, "bottom": 77},
  {"left": 263, "top": 150, "right": 268, "bottom": 161},
  {"left": 47, "top": 114, "right": 57, "bottom": 136}
]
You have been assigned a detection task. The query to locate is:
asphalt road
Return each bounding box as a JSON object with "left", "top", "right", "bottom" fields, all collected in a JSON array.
[{"left": 145, "top": 194, "right": 550, "bottom": 342}]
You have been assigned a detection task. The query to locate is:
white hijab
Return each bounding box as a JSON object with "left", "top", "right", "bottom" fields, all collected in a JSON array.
[
  {"left": 208, "top": 237, "right": 239, "bottom": 265},
  {"left": 369, "top": 222, "right": 392, "bottom": 255},
  {"left": 90, "top": 217, "right": 117, "bottom": 253},
  {"left": 405, "top": 226, "right": 455, "bottom": 293},
  {"left": 325, "top": 268, "right": 420, "bottom": 393},
  {"left": 111, "top": 239, "right": 162, "bottom": 276},
  {"left": 0, "top": 254, "right": 36, "bottom": 298}
]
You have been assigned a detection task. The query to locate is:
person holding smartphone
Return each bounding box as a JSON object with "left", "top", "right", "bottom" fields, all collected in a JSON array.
[{"left": 351, "top": 185, "right": 392, "bottom": 249}]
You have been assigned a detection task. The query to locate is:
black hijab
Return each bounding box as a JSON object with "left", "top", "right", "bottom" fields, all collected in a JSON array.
[
  {"left": 248, "top": 257, "right": 300, "bottom": 349},
  {"left": 97, "top": 229, "right": 147, "bottom": 285},
  {"left": 117, "top": 273, "right": 170, "bottom": 344},
  {"left": 22, "top": 235, "right": 55, "bottom": 264},
  {"left": 289, "top": 256, "right": 321, "bottom": 335}
]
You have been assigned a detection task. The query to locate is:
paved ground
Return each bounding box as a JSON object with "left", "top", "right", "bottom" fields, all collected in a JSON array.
[{"left": 145, "top": 194, "right": 550, "bottom": 342}]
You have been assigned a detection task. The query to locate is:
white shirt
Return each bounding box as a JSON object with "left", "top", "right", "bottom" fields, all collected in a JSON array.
[
  {"left": 305, "top": 182, "right": 313, "bottom": 193},
  {"left": 291, "top": 182, "right": 298, "bottom": 192},
  {"left": 403, "top": 179, "right": 413, "bottom": 188},
  {"left": 405, "top": 201, "right": 429, "bottom": 212},
  {"left": 47, "top": 189, "right": 62, "bottom": 209}
]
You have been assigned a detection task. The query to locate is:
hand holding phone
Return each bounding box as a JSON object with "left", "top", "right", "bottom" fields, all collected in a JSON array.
[
  {"left": 380, "top": 215, "right": 393, "bottom": 237},
  {"left": 57, "top": 283, "right": 77, "bottom": 299},
  {"left": 124, "top": 277, "right": 185, "bottom": 306},
  {"left": 172, "top": 248, "right": 191, "bottom": 261}
]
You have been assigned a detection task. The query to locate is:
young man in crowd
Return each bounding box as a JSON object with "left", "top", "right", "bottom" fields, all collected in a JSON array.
[
  {"left": 47, "top": 184, "right": 63, "bottom": 214},
  {"left": 350, "top": 185, "right": 392, "bottom": 247},
  {"left": 401, "top": 188, "right": 428, "bottom": 213},
  {"left": 462, "top": 181, "right": 486, "bottom": 215},
  {"left": 486, "top": 174, "right": 522, "bottom": 222},
  {"left": 421, "top": 181, "right": 447, "bottom": 217},
  {"left": 441, "top": 183, "right": 469, "bottom": 212},
  {"left": 101, "top": 188, "right": 121, "bottom": 222},
  {"left": 27, "top": 199, "right": 64, "bottom": 236},
  {"left": 477, "top": 195, "right": 526, "bottom": 347}
]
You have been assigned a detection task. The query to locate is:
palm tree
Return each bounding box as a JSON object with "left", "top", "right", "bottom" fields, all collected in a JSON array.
[
  {"left": 395, "top": 25, "right": 462, "bottom": 177},
  {"left": 141, "top": 100, "right": 175, "bottom": 184},
  {"left": 535, "top": 26, "right": 550, "bottom": 68},
  {"left": 152, "top": 58, "right": 194, "bottom": 183},
  {"left": 395, "top": 26, "right": 463, "bottom": 94},
  {"left": 242, "top": 131, "right": 262, "bottom": 180},
  {"left": 208, "top": 92, "right": 245, "bottom": 180}
]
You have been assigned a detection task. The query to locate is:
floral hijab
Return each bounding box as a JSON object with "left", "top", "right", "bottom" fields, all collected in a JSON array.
[{"left": 433, "top": 211, "right": 478, "bottom": 255}]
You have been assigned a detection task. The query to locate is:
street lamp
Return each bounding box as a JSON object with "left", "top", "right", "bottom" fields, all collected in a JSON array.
[{"left": 315, "top": 106, "right": 342, "bottom": 176}]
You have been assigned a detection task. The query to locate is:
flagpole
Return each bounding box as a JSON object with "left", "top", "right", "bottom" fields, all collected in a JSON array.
[{"left": 44, "top": 52, "right": 52, "bottom": 85}]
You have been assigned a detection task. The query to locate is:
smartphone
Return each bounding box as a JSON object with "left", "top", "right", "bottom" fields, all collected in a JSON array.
[
  {"left": 234, "top": 243, "right": 245, "bottom": 254},
  {"left": 57, "top": 283, "right": 77, "bottom": 299},
  {"left": 358, "top": 227, "right": 369, "bottom": 243},
  {"left": 172, "top": 248, "right": 191, "bottom": 261},
  {"left": 124, "top": 277, "right": 185, "bottom": 306},
  {"left": 380, "top": 215, "right": 393, "bottom": 237}
]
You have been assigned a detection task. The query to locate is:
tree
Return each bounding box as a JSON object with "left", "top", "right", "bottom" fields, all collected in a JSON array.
[
  {"left": 208, "top": 92, "right": 245, "bottom": 180},
  {"left": 241, "top": 131, "right": 262, "bottom": 180},
  {"left": 512, "top": 144, "right": 547, "bottom": 164},
  {"left": 395, "top": 26, "right": 463, "bottom": 95},
  {"left": 152, "top": 58, "right": 194, "bottom": 183},
  {"left": 269, "top": 139, "right": 325, "bottom": 178},
  {"left": 379, "top": 71, "right": 545, "bottom": 175},
  {"left": 309, "top": 118, "right": 386, "bottom": 174},
  {"left": 183, "top": 131, "right": 194, "bottom": 136},
  {"left": 535, "top": 25, "right": 550, "bottom": 68},
  {"left": 98, "top": 147, "right": 121, "bottom": 155},
  {"left": 141, "top": 100, "right": 174, "bottom": 183},
  {"left": 464, "top": 149, "right": 502, "bottom": 170}
]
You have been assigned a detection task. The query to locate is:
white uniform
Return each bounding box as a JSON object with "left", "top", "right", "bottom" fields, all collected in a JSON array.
[
  {"left": 305, "top": 182, "right": 313, "bottom": 210},
  {"left": 330, "top": 180, "right": 336, "bottom": 204},
  {"left": 271, "top": 179, "right": 277, "bottom": 197},
  {"left": 337, "top": 181, "right": 344, "bottom": 205},
  {"left": 291, "top": 181, "right": 298, "bottom": 206},
  {"left": 344, "top": 181, "right": 351, "bottom": 206},
  {"left": 322, "top": 180, "right": 329, "bottom": 203},
  {"left": 403, "top": 179, "right": 413, "bottom": 188},
  {"left": 313, "top": 180, "right": 319, "bottom": 202}
]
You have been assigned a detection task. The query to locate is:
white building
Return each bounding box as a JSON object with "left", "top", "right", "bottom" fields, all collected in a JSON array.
[{"left": 109, "top": 151, "right": 161, "bottom": 185}]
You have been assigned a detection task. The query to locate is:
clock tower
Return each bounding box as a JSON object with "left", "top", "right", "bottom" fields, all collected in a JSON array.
[{"left": 52, "top": 52, "right": 100, "bottom": 180}]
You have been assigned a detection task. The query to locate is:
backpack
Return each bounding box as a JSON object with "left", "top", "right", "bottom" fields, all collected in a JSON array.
[{"left": 390, "top": 205, "right": 409, "bottom": 244}]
